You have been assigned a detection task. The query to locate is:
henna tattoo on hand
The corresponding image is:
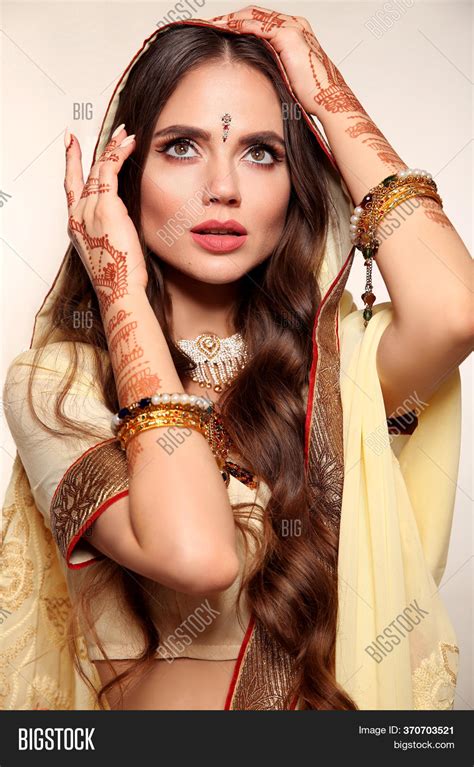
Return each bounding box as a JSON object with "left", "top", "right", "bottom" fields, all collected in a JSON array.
[
  {"left": 99, "top": 152, "right": 120, "bottom": 163},
  {"left": 80, "top": 176, "right": 112, "bottom": 199},
  {"left": 101, "top": 137, "right": 118, "bottom": 155},
  {"left": 418, "top": 197, "right": 455, "bottom": 229},
  {"left": 117, "top": 366, "right": 162, "bottom": 405},
  {"left": 250, "top": 9, "right": 287, "bottom": 32},
  {"left": 346, "top": 115, "right": 405, "bottom": 167},
  {"left": 107, "top": 308, "right": 133, "bottom": 335},
  {"left": 103, "top": 308, "right": 162, "bottom": 407},
  {"left": 66, "top": 190, "right": 75, "bottom": 209},
  {"left": 109, "top": 320, "right": 144, "bottom": 377},
  {"left": 302, "top": 28, "right": 364, "bottom": 114},
  {"left": 68, "top": 216, "right": 129, "bottom": 314},
  {"left": 217, "top": 12, "right": 246, "bottom": 32},
  {"left": 301, "top": 27, "right": 405, "bottom": 168}
]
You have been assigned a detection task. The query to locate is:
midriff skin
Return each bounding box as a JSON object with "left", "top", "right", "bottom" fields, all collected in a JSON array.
[
  {"left": 93, "top": 658, "right": 237, "bottom": 710},
  {"left": 93, "top": 379, "right": 251, "bottom": 711}
]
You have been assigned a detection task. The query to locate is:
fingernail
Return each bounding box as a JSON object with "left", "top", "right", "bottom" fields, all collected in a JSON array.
[
  {"left": 64, "top": 127, "right": 73, "bottom": 151},
  {"left": 112, "top": 123, "right": 126, "bottom": 138},
  {"left": 119, "top": 134, "right": 136, "bottom": 148}
]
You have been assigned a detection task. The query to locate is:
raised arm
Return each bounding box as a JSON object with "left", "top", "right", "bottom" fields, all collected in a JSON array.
[{"left": 63, "top": 125, "right": 239, "bottom": 593}]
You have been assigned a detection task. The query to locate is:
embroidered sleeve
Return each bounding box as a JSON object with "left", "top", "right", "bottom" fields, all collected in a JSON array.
[
  {"left": 50, "top": 439, "right": 128, "bottom": 569},
  {"left": 3, "top": 342, "right": 129, "bottom": 569}
]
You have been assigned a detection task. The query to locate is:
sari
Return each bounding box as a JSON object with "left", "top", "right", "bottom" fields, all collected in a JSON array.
[{"left": 0, "top": 19, "right": 461, "bottom": 710}]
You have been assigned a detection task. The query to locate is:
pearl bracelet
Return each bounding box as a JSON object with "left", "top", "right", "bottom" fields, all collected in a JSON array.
[{"left": 111, "top": 391, "right": 213, "bottom": 433}]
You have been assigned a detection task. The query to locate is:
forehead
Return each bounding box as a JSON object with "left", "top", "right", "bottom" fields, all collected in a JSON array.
[{"left": 154, "top": 60, "right": 283, "bottom": 133}]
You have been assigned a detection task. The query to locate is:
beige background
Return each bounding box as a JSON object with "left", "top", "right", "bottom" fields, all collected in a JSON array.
[{"left": 1, "top": 0, "right": 472, "bottom": 709}]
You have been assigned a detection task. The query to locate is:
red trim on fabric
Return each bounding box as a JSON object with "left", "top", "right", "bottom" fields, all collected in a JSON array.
[
  {"left": 66, "top": 489, "right": 129, "bottom": 570},
  {"left": 224, "top": 614, "right": 256, "bottom": 710},
  {"left": 335, "top": 302, "right": 341, "bottom": 355},
  {"left": 304, "top": 248, "right": 354, "bottom": 467}
]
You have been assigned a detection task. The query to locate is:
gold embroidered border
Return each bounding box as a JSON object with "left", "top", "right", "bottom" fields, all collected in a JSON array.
[
  {"left": 229, "top": 618, "right": 298, "bottom": 710},
  {"left": 307, "top": 254, "right": 354, "bottom": 533},
  {"left": 50, "top": 439, "right": 128, "bottom": 564}
]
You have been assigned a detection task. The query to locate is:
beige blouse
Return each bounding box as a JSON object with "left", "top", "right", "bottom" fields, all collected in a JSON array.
[{"left": 3, "top": 341, "right": 271, "bottom": 662}]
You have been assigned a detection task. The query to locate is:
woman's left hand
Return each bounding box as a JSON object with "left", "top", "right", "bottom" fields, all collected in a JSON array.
[{"left": 208, "top": 5, "right": 361, "bottom": 118}]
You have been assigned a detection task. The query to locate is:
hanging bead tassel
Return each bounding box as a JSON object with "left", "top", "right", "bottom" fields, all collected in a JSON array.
[{"left": 361, "top": 246, "right": 377, "bottom": 327}]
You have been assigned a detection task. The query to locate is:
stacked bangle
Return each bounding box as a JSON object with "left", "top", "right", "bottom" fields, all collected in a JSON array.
[
  {"left": 350, "top": 168, "right": 442, "bottom": 326},
  {"left": 117, "top": 407, "right": 208, "bottom": 451},
  {"left": 111, "top": 391, "right": 213, "bottom": 433},
  {"left": 112, "top": 391, "right": 234, "bottom": 470}
]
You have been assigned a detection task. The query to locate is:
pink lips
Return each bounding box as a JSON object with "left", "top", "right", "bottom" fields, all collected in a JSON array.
[{"left": 190, "top": 219, "right": 248, "bottom": 254}]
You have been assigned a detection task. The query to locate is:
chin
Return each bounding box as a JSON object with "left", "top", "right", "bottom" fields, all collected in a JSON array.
[
  {"left": 184, "top": 265, "right": 249, "bottom": 285},
  {"left": 163, "top": 252, "right": 266, "bottom": 284}
]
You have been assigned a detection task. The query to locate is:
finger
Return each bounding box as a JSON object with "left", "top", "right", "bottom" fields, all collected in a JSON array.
[
  {"left": 212, "top": 17, "right": 285, "bottom": 41},
  {"left": 212, "top": 6, "right": 308, "bottom": 37},
  {"left": 85, "top": 123, "right": 126, "bottom": 182},
  {"left": 211, "top": 6, "right": 292, "bottom": 25},
  {"left": 78, "top": 126, "right": 129, "bottom": 210},
  {"left": 64, "top": 127, "right": 84, "bottom": 210},
  {"left": 290, "top": 16, "right": 312, "bottom": 33},
  {"left": 94, "top": 133, "right": 136, "bottom": 203}
]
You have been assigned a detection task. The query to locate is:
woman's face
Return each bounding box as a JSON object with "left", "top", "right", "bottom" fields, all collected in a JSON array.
[{"left": 141, "top": 60, "right": 291, "bottom": 284}]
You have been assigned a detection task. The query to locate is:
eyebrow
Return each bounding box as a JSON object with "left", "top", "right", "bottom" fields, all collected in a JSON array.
[{"left": 152, "top": 124, "right": 285, "bottom": 149}]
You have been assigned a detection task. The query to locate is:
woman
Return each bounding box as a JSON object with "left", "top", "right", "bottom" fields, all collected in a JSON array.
[{"left": 1, "top": 11, "right": 472, "bottom": 711}]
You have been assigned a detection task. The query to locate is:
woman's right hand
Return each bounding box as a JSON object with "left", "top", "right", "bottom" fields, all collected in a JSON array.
[{"left": 63, "top": 125, "right": 149, "bottom": 317}]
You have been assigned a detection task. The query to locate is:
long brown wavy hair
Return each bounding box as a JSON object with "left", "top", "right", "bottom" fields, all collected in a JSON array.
[{"left": 25, "top": 24, "right": 357, "bottom": 710}]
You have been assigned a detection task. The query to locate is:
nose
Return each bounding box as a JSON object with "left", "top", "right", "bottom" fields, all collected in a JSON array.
[{"left": 201, "top": 156, "right": 241, "bottom": 207}]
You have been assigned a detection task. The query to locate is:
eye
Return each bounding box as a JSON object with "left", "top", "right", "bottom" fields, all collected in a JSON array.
[
  {"left": 157, "top": 138, "right": 199, "bottom": 161},
  {"left": 243, "top": 143, "right": 283, "bottom": 167}
]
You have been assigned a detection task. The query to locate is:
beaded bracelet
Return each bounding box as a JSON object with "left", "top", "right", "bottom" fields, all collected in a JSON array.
[
  {"left": 350, "top": 168, "right": 442, "bottom": 326},
  {"left": 111, "top": 391, "right": 213, "bottom": 434}
]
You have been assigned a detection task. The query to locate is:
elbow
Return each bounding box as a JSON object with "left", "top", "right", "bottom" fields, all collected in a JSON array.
[
  {"left": 459, "top": 309, "right": 474, "bottom": 351},
  {"left": 150, "top": 544, "right": 240, "bottom": 595},
  {"left": 178, "top": 546, "right": 240, "bottom": 595},
  {"left": 446, "top": 292, "right": 474, "bottom": 350}
]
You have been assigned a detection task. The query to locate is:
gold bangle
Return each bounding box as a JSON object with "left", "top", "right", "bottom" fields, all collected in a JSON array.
[
  {"left": 350, "top": 169, "right": 442, "bottom": 326},
  {"left": 358, "top": 179, "right": 441, "bottom": 248},
  {"left": 118, "top": 409, "right": 207, "bottom": 451},
  {"left": 117, "top": 406, "right": 234, "bottom": 470},
  {"left": 371, "top": 185, "right": 442, "bottom": 243}
]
